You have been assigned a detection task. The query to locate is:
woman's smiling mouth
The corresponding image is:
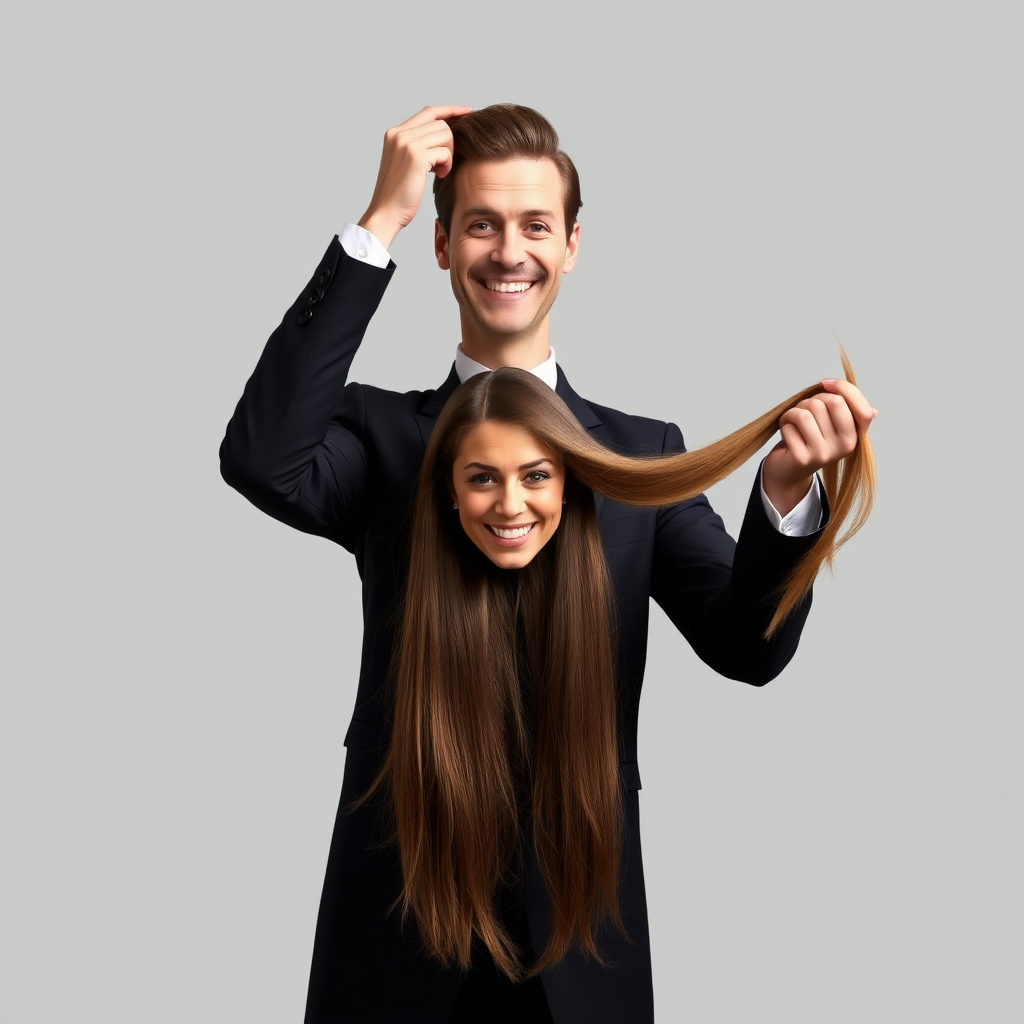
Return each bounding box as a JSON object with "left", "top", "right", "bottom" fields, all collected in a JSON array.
[{"left": 486, "top": 523, "right": 536, "bottom": 540}]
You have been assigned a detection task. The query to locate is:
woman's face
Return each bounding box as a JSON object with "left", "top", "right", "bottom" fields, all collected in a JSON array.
[{"left": 450, "top": 420, "right": 566, "bottom": 569}]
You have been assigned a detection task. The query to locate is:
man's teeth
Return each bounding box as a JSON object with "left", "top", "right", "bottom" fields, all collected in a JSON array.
[
  {"left": 486, "top": 281, "right": 532, "bottom": 292},
  {"left": 490, "top": 524, "right": 534, "bottom": 539}
]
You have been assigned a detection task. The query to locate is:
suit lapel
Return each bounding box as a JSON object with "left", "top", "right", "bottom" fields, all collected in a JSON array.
[
  {"left": 555, "top": 367, "right": 609, "bottom": 518},
  {"left": 414, "top": 365, "right": 461, "bottom": 449},
  {"left": 555, "top": 366, "right": 603, "bottom": 431}
]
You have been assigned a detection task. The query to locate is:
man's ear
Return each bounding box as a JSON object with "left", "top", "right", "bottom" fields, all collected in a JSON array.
[
  {"left": 434, "top": 220, "right": 451, "bottom": 270},
  {"left": 562, "top": 222, "right": 580, "bottom": 274}
]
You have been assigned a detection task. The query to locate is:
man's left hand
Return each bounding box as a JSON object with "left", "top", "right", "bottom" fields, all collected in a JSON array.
[{"left": 763, "top": 378, "right": 878, "bottom": 516}]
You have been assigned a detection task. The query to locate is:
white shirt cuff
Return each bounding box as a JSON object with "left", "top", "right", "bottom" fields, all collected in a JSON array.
[
  {"left": 759, "top": 470, "right": 823, "bottom": 536},
  {"left": 339, "top": 223, "right": 392, "bottom": 269}
]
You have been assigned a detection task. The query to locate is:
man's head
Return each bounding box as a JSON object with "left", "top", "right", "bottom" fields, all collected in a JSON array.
[
  {"left": 432, "top": 105, "right": 583, "bottom": 362},
  {"left": 433, "top": 104, "right": 581, "bottom": 240}
]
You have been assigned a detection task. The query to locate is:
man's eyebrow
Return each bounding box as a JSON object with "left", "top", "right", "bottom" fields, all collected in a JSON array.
[
  {"left": 460, "top": 208, "right": 557, "bottom": 221},
  {"left": 462, "top": 458, "right": 554, "bottom": 472}
]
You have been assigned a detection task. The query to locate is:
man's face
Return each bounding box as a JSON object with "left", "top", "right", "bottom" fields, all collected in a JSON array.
[
  {"left": 434, "top": 158, "right": 580, "bottom": 356},
  {"left": 450, "top": 419, "right": 565, "bottom": 570}
]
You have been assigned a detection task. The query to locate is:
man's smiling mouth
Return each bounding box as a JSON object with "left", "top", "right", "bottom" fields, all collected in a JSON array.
[
  {"left": 483, "top": 281, "right": 533, "bottom": 293},
  {"left": 487, "top": 524, "right": 535, "bottom": 539}
]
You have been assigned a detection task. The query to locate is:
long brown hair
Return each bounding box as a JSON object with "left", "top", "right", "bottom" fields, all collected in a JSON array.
[{"left": 372, "top": 356, "right": 875, "bottom": 979}]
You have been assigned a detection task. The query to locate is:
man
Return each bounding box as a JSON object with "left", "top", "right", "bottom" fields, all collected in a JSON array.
[{"left": 220, "top": 103, "right": 875, "bottom": 1024}]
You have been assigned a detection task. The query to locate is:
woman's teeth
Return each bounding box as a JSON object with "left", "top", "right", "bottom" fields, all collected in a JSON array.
[{"left": 488, "top": 524, "right": 534, "bottom": 539}]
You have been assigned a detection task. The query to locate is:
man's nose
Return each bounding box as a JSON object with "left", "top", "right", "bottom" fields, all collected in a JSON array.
[
  {"left": 491, "top": 231, "right": 526, "bottom": 268},
  {"left": 495, "top": 482, "right": 526, "bottom": 516}
]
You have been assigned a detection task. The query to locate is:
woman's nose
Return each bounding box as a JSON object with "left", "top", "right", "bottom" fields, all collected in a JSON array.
[{"left": 496, "top": 482, "right": 526, "bottom": 516}]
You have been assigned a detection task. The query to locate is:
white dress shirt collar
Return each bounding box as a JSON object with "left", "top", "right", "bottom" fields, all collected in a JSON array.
[{"left": 454, "top": 344, "right": 559, "bottom": 390}]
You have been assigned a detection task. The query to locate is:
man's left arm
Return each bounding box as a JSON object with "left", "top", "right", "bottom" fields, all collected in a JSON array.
[
  {"left": 651, "top": 379, "right": 876, "bottom": 684},
  {"left": 649, "top": 457, "right": 819, "bottom": 686}
]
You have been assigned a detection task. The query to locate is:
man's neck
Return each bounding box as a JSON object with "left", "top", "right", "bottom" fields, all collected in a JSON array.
[{"left": 459, "top": 328, "right": 551, "bottom": 372}]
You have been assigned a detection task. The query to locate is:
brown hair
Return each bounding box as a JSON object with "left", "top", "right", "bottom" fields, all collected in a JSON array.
[
  {"left": 371, "top": 356, "right": 875, "bottom": 979},
  {"left": 433, "top": 103, "right": 582, "bottom": 241}
]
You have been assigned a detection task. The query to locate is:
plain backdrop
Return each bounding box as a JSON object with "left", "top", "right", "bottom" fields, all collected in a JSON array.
[{"left": 2, "top": 2, "right": 1020, "bottom": 1021}]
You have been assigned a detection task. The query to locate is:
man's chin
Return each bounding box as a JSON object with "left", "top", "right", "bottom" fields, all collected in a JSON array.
[{"left": 469, "top": 314, "right": 539, "bottom": 341}]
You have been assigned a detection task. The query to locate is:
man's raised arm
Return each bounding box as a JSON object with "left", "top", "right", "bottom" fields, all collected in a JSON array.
[{"left": 218, "top": 106, "right": 470, "bottom": 547}]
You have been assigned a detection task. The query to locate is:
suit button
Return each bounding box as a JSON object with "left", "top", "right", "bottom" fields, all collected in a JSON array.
[
  {"left": 297, "top": 306, "right": 313, "bottom": 325},
  {"left": 307, "top": 287, "right": 324, "bottom": 307},
  {"left": 318, "top": 266, "right": 331, "bottom": 287}
]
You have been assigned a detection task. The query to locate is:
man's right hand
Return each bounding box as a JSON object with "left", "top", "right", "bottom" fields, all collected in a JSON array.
[{"left": 358, "top": 105, "right": 472, "bottom": 250}]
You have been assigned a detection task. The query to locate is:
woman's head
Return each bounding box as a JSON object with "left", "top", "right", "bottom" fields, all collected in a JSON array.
[
  {"left": 450, "top": 419, "right": 566, "bottom": 569},
  {"left": 425, "top": 368, "right": 598, "bottom": 570}
]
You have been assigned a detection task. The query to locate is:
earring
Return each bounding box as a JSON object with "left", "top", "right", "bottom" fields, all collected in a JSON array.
[
  {"left": 561, "top": 498, "right": 567, "bottom": 505},
  {"left": 453, "top": 501, "right": 459, "bottom": 510}
]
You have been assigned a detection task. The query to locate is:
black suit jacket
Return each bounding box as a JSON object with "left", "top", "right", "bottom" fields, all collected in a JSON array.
[{"left": 220, "top": 238, "right": 820, "bottom": 1023}]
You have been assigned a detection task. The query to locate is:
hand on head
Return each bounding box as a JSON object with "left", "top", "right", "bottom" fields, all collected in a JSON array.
[{"left": 358, "top": 105, "right": 473, "bottom": 249}]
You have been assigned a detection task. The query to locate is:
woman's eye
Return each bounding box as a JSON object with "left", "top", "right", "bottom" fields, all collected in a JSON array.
[
  {"left": 525, "top": 471, "right": 550, "bottom": 483},
  {"left": 470, "top": 473, "right": 494, "bottom": 485}
]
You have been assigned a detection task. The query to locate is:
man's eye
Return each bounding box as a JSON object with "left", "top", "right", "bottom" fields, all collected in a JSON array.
[
  {"left": 469, "top": 222, "right": 493, "bottom": 234},
  {"left": 527, "top": 223, "right": 549, "bottom": 234}
]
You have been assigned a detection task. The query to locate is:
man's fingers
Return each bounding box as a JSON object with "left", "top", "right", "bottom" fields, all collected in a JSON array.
[
  {"left": 820, "top": 378, "right": 878, "bottom": 431},
  {"left": 779, "top": 397, "right": 857, "bottom": 467},
  {"left": 425, "top": 145, "right": 455, "bottom": 177},
  {"left": 807, "top": 394, "right": 857, "bottom": 450},
  {"left": 387, "top": 121, "right": 457, "bottom": 174},
  {"left": 771, "top": 375, "right": 877, "bottom": 491},
  {"left": 779, "top": 408, "right": 827, "bottom": 469},
  {"left": 432, "top": 153, "right": 454, "bottom": 179},
  {"left": 778, "top": 420, "right": 812, "bottom": 464},
  {"left": 397, "top": 120, "right": 458, "bottom": 143},
  {"left": 400, "top": 105, "right": 473, "bottom": 130}
]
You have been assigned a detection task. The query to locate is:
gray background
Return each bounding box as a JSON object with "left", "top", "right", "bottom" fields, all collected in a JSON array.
[{"left": 3, "top": 1, "right": 1020, "bottom": 1021}]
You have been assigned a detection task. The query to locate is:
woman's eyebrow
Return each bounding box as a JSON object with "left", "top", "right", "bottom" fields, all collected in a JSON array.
[{"left": 461, "top": 459, "right": 553, "bottom": 472}]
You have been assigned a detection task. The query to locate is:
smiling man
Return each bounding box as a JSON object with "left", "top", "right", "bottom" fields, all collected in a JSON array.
[
  {"left": 219, "top": 103, "right": 875, "bottom": 1024},
  {"left": 432, "top": 157, "right": 578, "bottom": 365}
]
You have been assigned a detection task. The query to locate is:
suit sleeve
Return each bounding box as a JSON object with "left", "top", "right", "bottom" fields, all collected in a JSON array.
[
  {"left": 649, "top": 421, "right": 826, "bottom": 685},
  {"left": 219, "top": 237, "right": 395, "bottom": 550}
]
